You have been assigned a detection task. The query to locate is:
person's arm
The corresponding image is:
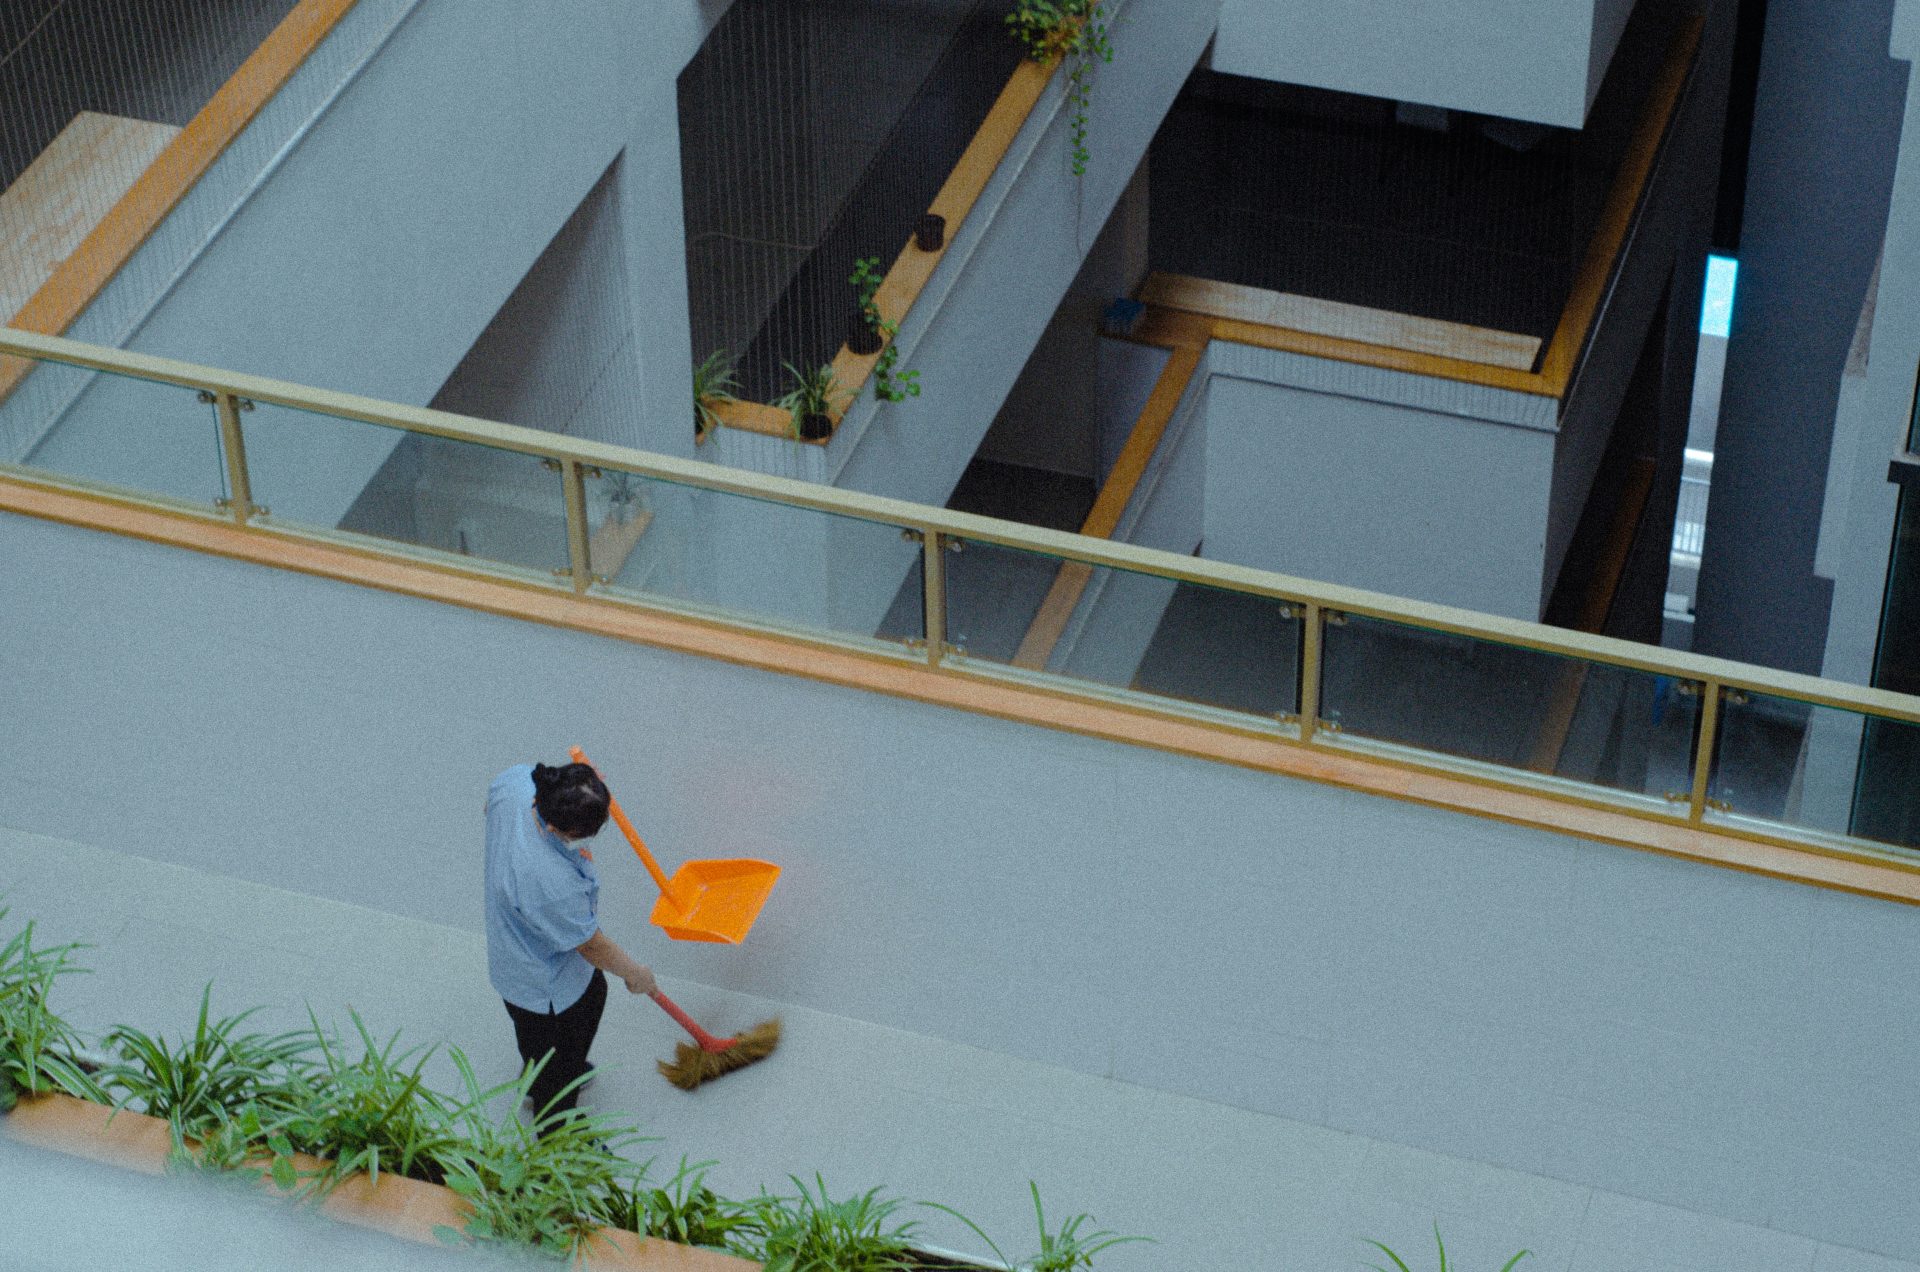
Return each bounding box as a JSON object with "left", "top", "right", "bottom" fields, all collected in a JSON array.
[{"left": 576, "top": 929, "right": 656, "bottom": 996}]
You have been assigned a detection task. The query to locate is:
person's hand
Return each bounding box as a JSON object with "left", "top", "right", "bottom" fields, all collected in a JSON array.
[{"left": 623, "top": 965, "right": 657, "bottom": 997}]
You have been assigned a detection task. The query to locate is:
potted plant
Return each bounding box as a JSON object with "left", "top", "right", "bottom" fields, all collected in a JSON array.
[
  {"left": 739, "top": 1174, "right": 922, "bottom": 1271},
  {"left": 694, "top": 348, "right": 740, "bottom": 442},
  {"left": 776, "top": 363, "right": 849, "bottom": 442},
  {"left": 924, "top": 1181, "right": 1147, "bottom": 1271},
  {"left": 849, "top": 257, "right": 922, "bottom": 404},
  {"left": 1006, "top": 1, "right": 1114, "bottom": 176},
  {"left": 1362, "top": 1226, "right": 1528, "bottom": 1272},
  {"left": 0, "top": 904, "right": 102, "bottom": 1114}
]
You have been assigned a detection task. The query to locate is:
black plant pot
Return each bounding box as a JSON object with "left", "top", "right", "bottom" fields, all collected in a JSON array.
[
  {"left": 799, "top": 412, "right": 833, "bottom": 441},
  {"left": 847, "top": 311, "right": 884, "bottom": 356},
  {"left": 915, "top": 212, "right": 946, "bottom": 252}
]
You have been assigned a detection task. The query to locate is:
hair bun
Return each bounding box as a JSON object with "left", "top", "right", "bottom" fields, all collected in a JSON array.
[{"left": 531, "top": 762, "right": 558, "bottom": 794}]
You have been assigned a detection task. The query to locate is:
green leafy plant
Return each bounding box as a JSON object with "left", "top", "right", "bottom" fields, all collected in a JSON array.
[
  {"left": 850, "top": 256, "right": 921, "bottom": 405},
  {"left": 775, "top": 362, "right": 851, "bottom": 441},
  {"left": 693, "top": 348, "right": 739, "bottom": 439},
  {"left": 101, "top": 984, "right": 316, "bottom": 1141},
  {"left": 741, "top": 1174, "right": 922, "bottom": 1272},
  {"left": 270, "top": 1008, "right": 461, "bottom": 1195},
  {"left": 0, "top": 904, "right": 101, "bottom": 1109},
  {"left": 1007, "top": 0, "right": 1114, "bottom": 176},
  {"left": 431, "top": 1047, "right": 641, "bottom": 1260},
  {"left": 924, "top": 1181, "right": 1148, "bottom": 1271},
  {"left": 605, "top": 1155, "right": 754, "bottom": 1251},
  {"left": 1362, "top": 1225, "right": 1528, "bottom": 1272}
]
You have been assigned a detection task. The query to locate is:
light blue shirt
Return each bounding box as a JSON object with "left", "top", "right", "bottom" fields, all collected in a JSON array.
[{"left": 484, "top": 765, "right": 601, "bottom": 1013}]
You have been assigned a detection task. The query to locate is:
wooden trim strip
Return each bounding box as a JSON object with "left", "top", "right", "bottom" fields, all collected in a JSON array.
[
  {"left": 1141, "top": 17, "right": 1703, "bottom": 403},
  {"left": 1535, "top": 15, "right": 1704, "bottom": 395},
  {"left": 7, "top": 472, "right": 1919, "bottom": 906},
  {"left": 1011, "top": 342, "right": 1203, "bottom": 669},
  {"left": 0, "top": 0, "right": 360, "bottom": 402},
  {"left": 729, "top": 59, "right": 1058, "bottom": 438},
  {"left": 12, "top": 322, "right": 1920, "bottom": 726},
  {"left": 1139, "top": 273, "right": 1543, "bottom": 371}
]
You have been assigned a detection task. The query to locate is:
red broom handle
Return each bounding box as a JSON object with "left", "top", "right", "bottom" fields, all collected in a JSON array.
[{"left": 649, "top": 988, "right": 737, "bottom": 1053}]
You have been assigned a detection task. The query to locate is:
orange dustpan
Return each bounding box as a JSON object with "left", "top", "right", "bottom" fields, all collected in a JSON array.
[{"left": 570, "top": 746, "right": 779, "bottom": 944}]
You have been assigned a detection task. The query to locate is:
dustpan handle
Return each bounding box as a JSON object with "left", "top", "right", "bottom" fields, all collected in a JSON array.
[{"left": 569, "top": 746, "right": 685, "bottom": 910}]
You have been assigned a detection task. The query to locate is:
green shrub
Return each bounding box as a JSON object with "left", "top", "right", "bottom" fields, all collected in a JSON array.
[
  {"left": 1363, "top": 1225, "right": 1529, "bottom": 1272},
  {"left": 742, "top": 1174, "right": 922, "bottom": 1272},
  {"left": 605, "top": 1155, "right": 754, "bottom": 1251},
  {"left": 431, "top": 1047, "right": 643, "bottom": 1260},
  {"left": 925, "top": 1180, "right": 1148, "bottom": 1271},
  {"left": 269, "top": 1008, "right": 462, "bottom": 1193},
  {"left": 0, "top": 904, "right": 103, "bottom": 1106},
  {"left": 101, "top": 984, "right": 316, "bottom": 1142}
]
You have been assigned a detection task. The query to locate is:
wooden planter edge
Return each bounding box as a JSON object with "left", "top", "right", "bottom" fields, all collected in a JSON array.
[{"left": 3, "top": 1091, "right": 759, "bottom": 1271}]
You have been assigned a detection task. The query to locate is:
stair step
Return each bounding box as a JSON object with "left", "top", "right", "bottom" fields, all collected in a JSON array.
[{"left": 0, "top": 111, "right": 180, "bottom": 324}]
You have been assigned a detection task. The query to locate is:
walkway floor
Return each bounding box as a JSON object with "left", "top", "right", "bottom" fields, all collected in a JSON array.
[{"left": 1, "top": 823, "right": 1909, "bottom": 1272}]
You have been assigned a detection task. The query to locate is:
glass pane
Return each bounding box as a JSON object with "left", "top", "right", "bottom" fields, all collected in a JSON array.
[
  {"left": 241, "top": 403, "right": 569, "bottom": 579},
  {"left": 945, "top": 537, "right": 1300, "bottom": 718},
  {"left": 585, "top": 467, "right": 923, "bottom": 649},
  {"left": 1320, "top": 612, "right": 1700, "bottom": 800},
  {"left": 3, "top": 360, "right": 226, "bottom": 509},
  {"left": 1710, "top": 690, "right": 1920, "bottom": 851}
]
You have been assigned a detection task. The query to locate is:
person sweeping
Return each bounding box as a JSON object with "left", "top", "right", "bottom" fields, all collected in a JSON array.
[{"left": 483, "top": 760, "right": 656, "bottom": 1116}]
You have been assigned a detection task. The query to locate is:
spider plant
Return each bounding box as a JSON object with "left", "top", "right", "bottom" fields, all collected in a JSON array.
[
  {"left": 741, "top": 1174, "right": 922, "bottom": 1272},
  {"left": 0, "top": 904, "right": 101, "bottom": 1109},
  {"left": 1362, "top": 1225, "right": 1528, "bottom": 1272},
  {"left": 605, "top": 1155, "right": 754, "bottom": 1251},
  {"left": 431, "top": 1046, "right": 643, "bottom": 1260},
  {"left": 268, "top": 1007, "right": 462, "bottom": 1195},
  {"left": 774, "top": 362, "right": 850, "bottom": 440},
  {"left": 923, "top": 1181, "right": 1148, "bottom": 1271},
  {"left": 693, "top": 348, "right": 739, "bottom": 438},
  {"left": 101, "top": 984, "right": 316, "bottom": 1143}
]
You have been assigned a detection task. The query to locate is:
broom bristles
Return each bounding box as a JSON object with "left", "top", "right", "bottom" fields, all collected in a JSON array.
[{"left": 657, "top": 1017, "right": 781, "bottom": 1090}]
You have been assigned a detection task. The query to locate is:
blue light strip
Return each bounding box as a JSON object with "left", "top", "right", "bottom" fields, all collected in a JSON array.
[{"left": 1700, "top": 254, "right": 1738, "bottom": 338}]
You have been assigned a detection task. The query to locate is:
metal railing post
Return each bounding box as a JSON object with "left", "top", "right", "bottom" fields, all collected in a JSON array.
[
  {"left": 1297, "top": 602, "right": 1323, "bottom": 743},
  {"left": 560, "top": 458, "right": 592, "bottom": 595},
  {"left": 206, "top": 391, "right": 260, "bottom": 524},
  {"left": 922, "top": 527, "right": 947, "bottom": 667},
  {"left": 1688, "top": 680, "right": 1723, "bottom": 823}
]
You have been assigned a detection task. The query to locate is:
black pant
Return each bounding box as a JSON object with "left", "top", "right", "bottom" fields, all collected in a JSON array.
[{"left": 503, "top": 969, "right": 607, "bottom": 1116}]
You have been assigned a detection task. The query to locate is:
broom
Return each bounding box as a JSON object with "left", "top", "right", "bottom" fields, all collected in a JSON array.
[{"left": 649, "top": 987, "right": 780, "bottom": 1090}]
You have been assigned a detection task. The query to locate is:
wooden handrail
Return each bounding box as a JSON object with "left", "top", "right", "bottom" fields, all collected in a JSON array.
[
  {"left": 718, "top": 54, "right": 1060, "bottom": 442},
  {"left": 1141, "top": 16, "right": 1704, "bottom": 403},
  {"left": 0, "top": 0, "right": 360, "bottom": 402},
  {"left": 7, "top": 469, "right": 1920, "bottom": 906}
]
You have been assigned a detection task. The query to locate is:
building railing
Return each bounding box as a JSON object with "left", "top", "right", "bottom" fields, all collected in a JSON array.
[{"left": 4, "top": 325, "right": 1919, "bottom": 870}]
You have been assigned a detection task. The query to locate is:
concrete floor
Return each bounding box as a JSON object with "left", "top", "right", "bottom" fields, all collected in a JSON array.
[{"left": 2, "top": 822, "right": 1910, "bottom": 1272}]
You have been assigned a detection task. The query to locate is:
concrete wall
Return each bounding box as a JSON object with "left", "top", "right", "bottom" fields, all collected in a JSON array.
[
  {"left": 1211, "top": 0, "right": 1633, "bottom": 127},
  {"left": 1693, "top": 0, "right": 1911, "bottom": 673},
  {"left": 718, "top": 0, "right": 1217, "bottom": 496},
  {"left": 5, "top": 0, "right": 727, "bottom": 516},
  {"left": 8, "top": 510, "right": 1920, "bottom": 1262},
  {"left": 1198, "top": 342, "right": 1559, "bottom": 619}
]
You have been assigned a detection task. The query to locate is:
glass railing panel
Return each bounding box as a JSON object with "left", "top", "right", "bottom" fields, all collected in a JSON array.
[
  {"left": 945, "top": 537, "right": 1301, "bottom": 719},
  {"left": 1320, "top": 612, "right": 1701, "bottom": 800},
  {"left": 5, "top": 361, "right": 228, "bottom": 510},
  {"left": 585, "top": 466, "right": 925, "bottom": 650},
  {"left": 240, "top": 403, "right": 571, "bottom": 580},
  {"left": 1709, "top": 690, "right": 1920, "bottom": 851}
]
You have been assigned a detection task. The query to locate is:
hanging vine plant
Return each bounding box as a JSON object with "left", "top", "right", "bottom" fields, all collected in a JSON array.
[
  {"left": 1006, "top": 0, "right": 1114, "bottom": 177},
  {"left": 849, "top": 256, "right": 921, "bottom": 404}
]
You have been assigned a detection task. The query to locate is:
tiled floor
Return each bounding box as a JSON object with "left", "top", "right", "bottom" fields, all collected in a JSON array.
[{"left": 2, "top": 822, "right": 1911, "bottom": 1272}]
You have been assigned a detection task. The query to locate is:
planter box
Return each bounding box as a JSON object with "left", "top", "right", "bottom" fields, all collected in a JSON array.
[{"left": 4, "top": 1092, "right": 758, "bottom": 1271}]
